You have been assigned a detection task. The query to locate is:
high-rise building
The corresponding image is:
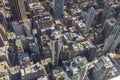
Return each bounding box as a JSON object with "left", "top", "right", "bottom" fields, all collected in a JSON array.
[
  {"left": 103, "top": 18, "right": 116, "bottom": 40},
  {"left": 54, "top": 0, "right": 64, "bottom": 20},
  {"left": 92, "top": 56, "right": 120, "bottom": 80},
  {"left": 101, "top": 4, "right": 111, "bottom": 23},
  {"left": 38, "top": 12, "right": 53, "bottom": 29},
  {"left": 103, "top": 21, "right": 120, "bottom": 53},
  {"left": 27, "top": 36, "right": 40, "bottom": 63},
  {"left": 84, "top": 7, "right": 95, "bottom": 34},
  {"left": 50, "top": 31, "right": 62, "bottom": 67},
  {"left": 0, "top": 24, "right": 7, "bottom": 47},
  {"left": 0, "top": 24, "right": 9, "bottom": 64},
  {"left": 0, "top": 8, "right": 7, "bottom": 26},
  {"left": 8, "top": 0, "right": 27, "bottom": 22}
]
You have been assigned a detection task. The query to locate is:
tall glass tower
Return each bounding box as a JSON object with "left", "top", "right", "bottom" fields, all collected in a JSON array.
[
  {"left": 84, "top": 7, "right": 95, "bottom": 34},
  {"left": 103, "top": 21, "right": 120, "bottom": 53},
  {"left": 54, "top": 0, "right": 64, "bottom": 20}
]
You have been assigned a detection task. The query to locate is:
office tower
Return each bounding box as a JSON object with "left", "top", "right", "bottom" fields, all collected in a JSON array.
[
  {"left": 88, "top": 46, "right": 97, "bottom": 61},
  {"left": 103, "top": 21, "right": 120, "bottom": 53},
  {"left": 101, "top": 4, "right": 111, "bottom": 23},
  {"left": 39, "top": 12, "right": 53, "bottom": 29},
  {"left": 50, "top": 31, "right": 62, "bottom": 67},
  {"left": 84, "top": 7, "right": 95, "bottom": 34},
  {"left": 8, "top": 0, "right": 27, "bottom": 22},
  {"left": 102, "top": 18, "right": 116, "bottom": 40},
  {"left": 28, "top": 36, "right": 40, "bottom": 63},
  {"left": 54, "top": 0, "right": 64, "bottom": 20},
  {"left": 0, "top": 24, "right": 7, "bottom": 47},
  {"left": 0, "top": 9, "right": 7, "bottom": 26}
]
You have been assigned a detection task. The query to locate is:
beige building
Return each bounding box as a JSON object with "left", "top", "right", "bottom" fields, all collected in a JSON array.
[{"left": 0, "top": 61, "right": 10, "bottom": 80}]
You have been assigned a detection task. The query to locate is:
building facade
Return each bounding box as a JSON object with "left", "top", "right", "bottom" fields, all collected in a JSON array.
[
  {"left": 103, "top": 21, "right": 120, "bottom": 53},
  {"left": 8, "top": 0, "right": 27, "bottom": 22},
  {"left": 50, "top": 31, "right": 62, "bottom": 67},
  {"left": 54, "top": 0, "right": 64, "bottom": 20},
  {"left": 84, "top": 7, "right": 95, "bottom": 34}
]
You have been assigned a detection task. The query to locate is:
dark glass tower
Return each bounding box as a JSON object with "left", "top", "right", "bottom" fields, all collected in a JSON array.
[
  {"left": 8, "top": 0, "right": 27, "bottom": 22},
  {"left": 54, "top": 0, "right": 64, "bottom": 20},
  {"left": 103, "top": 21, "right": 120, "bottom": 53}
]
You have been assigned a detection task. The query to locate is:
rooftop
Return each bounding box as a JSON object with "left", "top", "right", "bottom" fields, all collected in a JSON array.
[
  {"left": 0, "top": 61, "right": 7, "bottom": 73},
  {"left": 52, "top": 68, "right": 69, "bottom": 80},
  {"left": 63, "top": 32, "right": 84, "bottom": 44},
  {"left": 0, "top": 61, "right": 9, "bottom": 79},
  {"left": 21, "top": 63, "right": 46, "bottom": 80},
  {"left": 98, "top": 56, "right": 113, "bottom": 69},
  {"left": 29, "top": 2, "right": 44, "bottom": 9},
  {"left": 10, "top": 66, "right": 20, "bottom": 75},
  {"left": 63, "top": 56, "right": 88, "bottom": 80},
  {"left": 50, "top": 31, "right": 62, "bottom": 41}
]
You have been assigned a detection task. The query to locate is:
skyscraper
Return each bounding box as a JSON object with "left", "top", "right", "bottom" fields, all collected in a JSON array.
[
  {"left": 103, "top": 21, "right": 120, "bottom": 53},
  {"left": 84, "top": 7, "right": 95, "bottom": 34},
  {"left": 8, "top": 0, "right": 27, "bottom": 22},
  {"left": 0, "top": 24, "right": 7, "bottom": 47},
  {"left": 101, "top": 4, "right": 111, "bottom": 23},
  {"left": 0, "top": 10, "right": 7, "bottom": 26},
  {"left": 50, "top": 31, "right": 62, "bottom": 67},
  {"left": 54, "top": 0, "right": 64, "bottom": 20},
  {"left": 28, "top": 37, "right": 40, "bottom": 63}
]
